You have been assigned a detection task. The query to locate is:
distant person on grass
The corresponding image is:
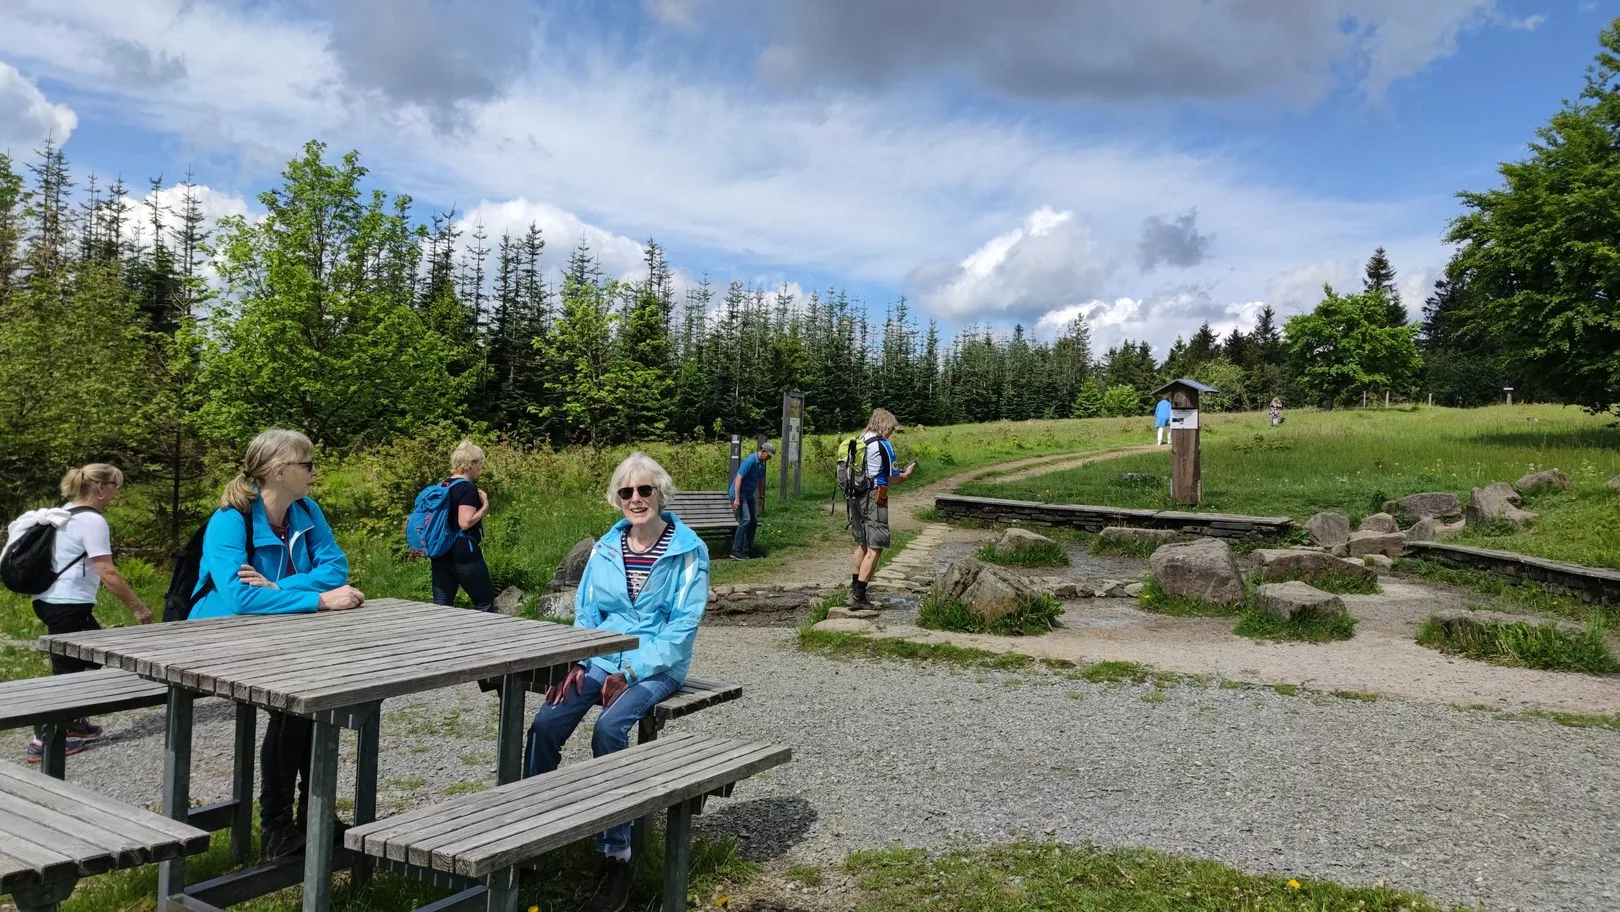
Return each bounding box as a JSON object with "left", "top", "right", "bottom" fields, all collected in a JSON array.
[
  {"left": 430, "top": 439, "right": 494, "bottom": 611},
  {"left": 524, "top": 452, "right": 708, "bottom": 912},
  {"left": 728, "top": 440, "right": 775, "bottom": 560},
  {"left": 848, "top": 408, "right": 914, "bottom": 610},
  {"left": 190, "top": 428, "right": 365, "bottom": 861},
  {"left": 1270, "top": 396, "right": 1284, "bottom": 426},
  {"left": 23, "top": 464, "right": 152, "bottom": 764},
  {"left": 1155, "top": 395, "right": 1172, "bottom": 446}
]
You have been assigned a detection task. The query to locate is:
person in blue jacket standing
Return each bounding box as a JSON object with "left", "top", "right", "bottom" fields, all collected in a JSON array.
[
  {"left": 727, "top": 440, "right": 774, "bottom": 560},
  {"left": 191, "top": 428, "right": 365, "bottom": 860},
  {"left": 525, "top": 451, "right": 708, "bottom": 912},
  {"left": 1154, "top": 395, "right": 1173, "bottom": 446}
]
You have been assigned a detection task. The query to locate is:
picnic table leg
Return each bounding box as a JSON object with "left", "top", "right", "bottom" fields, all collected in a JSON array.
[
  {"left": 632, "top": 714, "right": 661, "bottom": 859},
  {"left": 230, "top": 702, "right": 256, "bottom": 864},
  {"left": 302, "top": 719, "right": 340, "bottom": 912},
  {"left": 352, "top": 711, "right": 380, "bottom": 886},
  {"left": 11, "top": 877, "right": 76, "bottom": 911},
  {"left": 486, "top": 866, "right": 520, "bottom": 912},
  {"left": 38, "top": 720, "right": 67, "bottom": 779},
  {"left": 158, "top": 686, "right": 194, "bottom": 905},
  {"left": 661, "top": 797, "right": 697, "bottom": 912},
  {"left": 495, "top": 673, "right": 525, "bottom": 786}
]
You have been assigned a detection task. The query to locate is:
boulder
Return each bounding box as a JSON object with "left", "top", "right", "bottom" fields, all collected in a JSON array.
[
  {"left": 535, "top": 589, "right": 575, "bottom": 621},
  {"left": 1304, "top": 512, "right": 1350, "bottom": 549},
  {"left": 827, "top": 605, "right": 879, "bottom": 620},
  {"left": 493, "top": 586, "right": 526, "bottom": 616},
  {"left": 811, "top": 618, "right": 876, "bottom": 634},
  {"left": 932, "top": 557, "right": 1041, "bottom": 624},
  {"left": 1256, "top": 581, "right": 1347, "bottom": 622},
  {"left": 1252, "top": 549, "right": 1377, "bottom": 586},
  {"left": 1382, "top": 493, "right": 1463, "bottom": 524},
  {"left": 1405, "top": 517, "right": 1442, "bottom": 543},
  {"left": 1609, "top": 476, "right": 1620, "bottom": 491},
  {"left": 548, "top": 537, "right": 596, "bottom": 591},
  {"left": 1515, "top": 469, "right": 1570, "bottom": 492},
  {"left": 994, "top": 527, "right": 1056, "bottom": 551},
  {"left": 1465, "top": 482, "right": 1537, "bottom": 529},
  {"left": 1363, "top": 554, "right": 1394, "bottom": 569},
  {"left": 1357, "top": 512, "right": 1400, "bottom": 534},
  {"left": 1123, "top": 582, "right": 1144, "bottom": 598},
  {"left": 1097, "top": 526, "right": 1182, "bottom": 550},
  {"left": 1346, "top": 531, "right": 1405, "bottom": 558},
  {"left": 1147, "top": 537, "right": 1245, "bottom": 607}
]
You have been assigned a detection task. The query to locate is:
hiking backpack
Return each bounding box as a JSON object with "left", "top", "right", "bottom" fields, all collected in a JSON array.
[
  {"left": 0, "top": 506, "right": 98, "bottom": 596},
  {"left": 404, "top": 478, "right": 468, "bottom": 559},
  {"left": 163, "top": 501, "right": 313, "bottom": 622},
  {"left": 835, "top": 435, "right": 889, "bottom": 498}
]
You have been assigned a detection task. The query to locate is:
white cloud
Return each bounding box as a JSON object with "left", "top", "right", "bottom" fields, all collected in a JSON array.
[
  {"left": 909, "top": 207, "right": 1114, "bottom": 322},
  {"left": 454, "top": 198, "right": 652, "bottom": 284},
  {"left": 0, "top": 60, "right": 77, "bottom": 152}
]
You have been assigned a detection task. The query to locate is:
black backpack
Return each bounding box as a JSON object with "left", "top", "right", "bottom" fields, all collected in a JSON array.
[
  {"left": 0, "top": 506, "right": 99, "bottom": 596},
  {"left": 163, "top": 501, "right": 313, "bottom": 622}
]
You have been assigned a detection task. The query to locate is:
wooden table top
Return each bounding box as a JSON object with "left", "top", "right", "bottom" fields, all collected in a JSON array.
[{"left": 40, "top": 598, "right": 637, "bottom": 715}]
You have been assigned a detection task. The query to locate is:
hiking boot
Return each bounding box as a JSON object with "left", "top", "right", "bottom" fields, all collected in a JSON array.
[
  {"left": 580, "top": 855, "right": 633, "bottom": 912},
  {"left": 26, "top": 737, "right": 85, "bottom": 763},
  {"left": 66, "top": 718, "right": 103, "bottom": 740},
  {"left": 728, "top": 551, "right": 749, "bottom": 561},
  {"left": 261, "top": 823, "right": 305, "bottom": 861}
]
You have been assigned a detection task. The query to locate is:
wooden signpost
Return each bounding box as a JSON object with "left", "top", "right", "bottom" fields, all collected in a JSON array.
[{"left": 1152, "top": 378, "right": 1217, "bottom": 506}]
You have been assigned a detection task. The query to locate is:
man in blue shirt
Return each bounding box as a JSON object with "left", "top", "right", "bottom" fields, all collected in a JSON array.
[
  {"left": 728, "top": 442, "right": 775, "bottom": 560},
  {"left": 1154, "top": 396, "right": 1173, "bottom": 446}
]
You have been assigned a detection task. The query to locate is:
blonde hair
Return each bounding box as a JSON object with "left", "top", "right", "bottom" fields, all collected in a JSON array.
[
  {"left": 606, "top": 452, "right": 677, "bottom": 512},
  {"left": 865, "top": 408, "right": 899, "bottom": 437},
  {"left": 221, "top": 428, "right": 314, "bottom": 512},
  {"left": 451, "top": 439, "right": 486, "bottom": 475},
  {"left": 60, "top": 463, "right": 124, "bottom": 500}
]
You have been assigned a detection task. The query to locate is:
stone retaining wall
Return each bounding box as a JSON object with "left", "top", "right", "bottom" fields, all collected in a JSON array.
[
  {"left": 1405, "top": 541, "right": 1620, "bottom": 606},
  {"left": 933, "top": 494, "right": 1293, "bottom": 540}
]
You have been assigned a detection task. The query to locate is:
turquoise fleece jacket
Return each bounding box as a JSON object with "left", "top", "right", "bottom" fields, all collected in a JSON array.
[
  {"left": 573, "top": 513, "right": 708, "bottom": 685},
  {"left": 188, "top": 498, "right": 350, "bottom": 618}
]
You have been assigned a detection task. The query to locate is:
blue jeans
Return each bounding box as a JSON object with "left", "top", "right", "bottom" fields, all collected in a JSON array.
[
  {"left": 523, "top": 665, "right": 681, "bottom": 855},
  {"left": 732, "top": 497, "right": 757, "bottom": 556}
]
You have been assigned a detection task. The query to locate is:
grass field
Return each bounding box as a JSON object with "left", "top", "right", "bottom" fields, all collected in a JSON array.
[{"left": 961, "top": 405, "right": 1620, "bottom": 568}]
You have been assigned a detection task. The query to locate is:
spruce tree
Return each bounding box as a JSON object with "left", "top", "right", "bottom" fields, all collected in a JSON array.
[{"left": 1363, "top": 246, "right": 1406, "bottom": 326}]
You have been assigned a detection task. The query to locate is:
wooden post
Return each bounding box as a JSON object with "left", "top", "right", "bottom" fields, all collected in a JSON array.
[
  {"left": 1384, "top": 391, "right": 1390, "bottom": 408},
  {"left": 1428, "top": 393, "right": 1433, "bottom": 407},
  {"left": 1169, "top": 386, "right": 1201, "bottom": 506}
]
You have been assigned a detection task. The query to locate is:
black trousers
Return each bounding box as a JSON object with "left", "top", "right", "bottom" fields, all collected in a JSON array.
[
  {"left": 259, "top": 711, "right": 312, "bottom": 830},
  {"left": 32, "top": 601, "right": 100, "bottom": 675},
  {"left": 430, "top": 537, "right": 495, "bottom": 611}
]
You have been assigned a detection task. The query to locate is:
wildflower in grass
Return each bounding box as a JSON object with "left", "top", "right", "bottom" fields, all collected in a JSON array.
[{"left": 1288, "top": 879, "right": 1301, "bottom": 889}]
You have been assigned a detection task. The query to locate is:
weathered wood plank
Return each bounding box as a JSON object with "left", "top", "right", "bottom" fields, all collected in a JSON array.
[
  {"left": 0, "top": 671, "right": 169, "bottom": 729},
  {"left": 0, "top": 762, "right": 210, "bottom": 846},
  {"left": 652, "top": 678, "right": 742, "bottom": 720}
]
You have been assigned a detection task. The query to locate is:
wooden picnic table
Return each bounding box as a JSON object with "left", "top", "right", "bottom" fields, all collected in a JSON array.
[{"left": 41, "top": 597, "right": 636, "bottom": 912}]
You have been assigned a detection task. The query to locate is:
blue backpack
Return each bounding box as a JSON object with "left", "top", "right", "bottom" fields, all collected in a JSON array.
[{"left": 405, "top": 479, "right": 468, "bottom": 558}]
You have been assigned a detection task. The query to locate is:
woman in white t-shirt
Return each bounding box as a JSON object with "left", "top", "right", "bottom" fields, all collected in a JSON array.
[{"left": 27, "top": 463, "right": 152, "bottom": 760}]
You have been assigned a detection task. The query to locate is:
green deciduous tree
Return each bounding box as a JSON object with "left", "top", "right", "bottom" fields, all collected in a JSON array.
[{"left": 1285, "top": 285, "right": 1421, "bottom": 408}]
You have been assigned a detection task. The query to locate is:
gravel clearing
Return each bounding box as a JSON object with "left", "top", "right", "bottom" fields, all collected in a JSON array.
[{"left": 30, "top": 624, "right": 1620, "bottom": 912}]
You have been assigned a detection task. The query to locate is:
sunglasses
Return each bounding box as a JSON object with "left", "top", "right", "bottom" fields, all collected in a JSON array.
[
  {"left": 617, "top": 484, "right": 657, "bottom": 501},
  {"left": 287, "top": 461, "right": 316, "bottom": 472}
]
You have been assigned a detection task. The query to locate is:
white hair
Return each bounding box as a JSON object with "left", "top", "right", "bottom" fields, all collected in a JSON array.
[{"left": 606, "top": 452, "right": 677, "bottom": 511}]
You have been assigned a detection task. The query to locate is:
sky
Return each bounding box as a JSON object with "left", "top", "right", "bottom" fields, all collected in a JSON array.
[{"left": 0, "top": 0, "right": 1611, "bottom": 355}]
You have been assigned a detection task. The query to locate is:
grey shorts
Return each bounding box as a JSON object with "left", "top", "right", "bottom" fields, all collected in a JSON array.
[{"left": 847, "top": 489, "right": 891, "bottom": 549}]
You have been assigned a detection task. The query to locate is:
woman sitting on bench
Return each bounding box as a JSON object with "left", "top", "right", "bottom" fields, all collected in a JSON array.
[{"left": 525, "top": 451, "right": 709, "bottom": 912}]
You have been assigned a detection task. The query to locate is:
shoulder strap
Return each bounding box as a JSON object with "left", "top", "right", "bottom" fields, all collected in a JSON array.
[{"left": 53, "top": 505, "right": 101, "bottom": 579}]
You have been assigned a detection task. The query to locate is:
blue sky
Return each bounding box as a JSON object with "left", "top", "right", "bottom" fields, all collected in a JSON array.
[{"left": 0, "top": 0, "right": 1610, "bottom": 354}]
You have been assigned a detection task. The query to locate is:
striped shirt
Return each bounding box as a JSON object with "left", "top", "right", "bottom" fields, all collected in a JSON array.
[{"left": 622, "top": 523, "right": 675, "bottom": 602}]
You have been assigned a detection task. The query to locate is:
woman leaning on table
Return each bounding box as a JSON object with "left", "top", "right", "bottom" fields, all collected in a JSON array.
[
  {"left": 189, "top": 428, "right": 366, "bottom": 861},
  {"left": 524, "top": 451, "right": 709, "bottom": 912}
]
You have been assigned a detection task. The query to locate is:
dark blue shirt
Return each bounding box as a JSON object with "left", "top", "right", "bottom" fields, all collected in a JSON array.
[{"left": 728, "top": 453, "right": 767, "bottom": 499}]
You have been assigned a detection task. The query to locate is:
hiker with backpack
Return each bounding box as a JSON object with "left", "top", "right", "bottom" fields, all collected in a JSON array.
[
  {"left": 423, "top": 439, "right": 494, "bottom": 612},
  {"left": 523, "top": 452, "right": 710, "bottom": 912},
  {"left": 1, "top": 463, "right": 151, "bottom": 763},
  {"left": 843, "top": 408, "right": 914, "bottom": 610},
  {"left": 187, "top": 428, "right": 364, "bottom": 861}
]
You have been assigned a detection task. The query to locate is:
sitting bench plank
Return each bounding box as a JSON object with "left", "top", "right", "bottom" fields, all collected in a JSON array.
[
  {"left": 0, "top": 669, "right": 169, "bottom": 779},
  {"left": 664, "top": 492, "right": 738, "bottom": 535},
  {"left": 346, "top": 733, "right": 788, "bottom": 911},
  {"left": 0, "top": 760, "right": 210, "bottom": 909}
]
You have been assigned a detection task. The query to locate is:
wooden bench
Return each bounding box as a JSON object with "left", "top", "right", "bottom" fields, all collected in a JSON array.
[
  {"left": 0, "top": 759, "right": 211, "bottom": 911},
  {"left": 0, "top": 669, "right": 168, "bottom": 778},
  {"left": 344, "top": 733, "right": 790, "bottom": 912},
  {"left": 665, "top": 491, "right": 738, "bottom": 542}
]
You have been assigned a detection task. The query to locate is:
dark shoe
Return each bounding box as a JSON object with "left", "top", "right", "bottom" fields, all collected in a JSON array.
[
  {"left": 66, "top": 717, "right": 103, "bottom": 740},
  {"left": 748, "top": 547, "right": 766, "bottom": 558},
  {"left": 729, "top": 552, "right": 749, "bottom": 561},
  {"left": 580, "top": 856, "right": 633, "bottom": 912},
  {"left": 26, "top": 736, "right": 85, "bottom": 762},
  {"left": 261, "top": 824, "right": 305, "bottom": 861}
]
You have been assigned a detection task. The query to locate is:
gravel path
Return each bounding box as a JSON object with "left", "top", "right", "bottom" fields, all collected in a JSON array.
[{"left": 36, "top": 624, "right": 1620, "bottom": 912}]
